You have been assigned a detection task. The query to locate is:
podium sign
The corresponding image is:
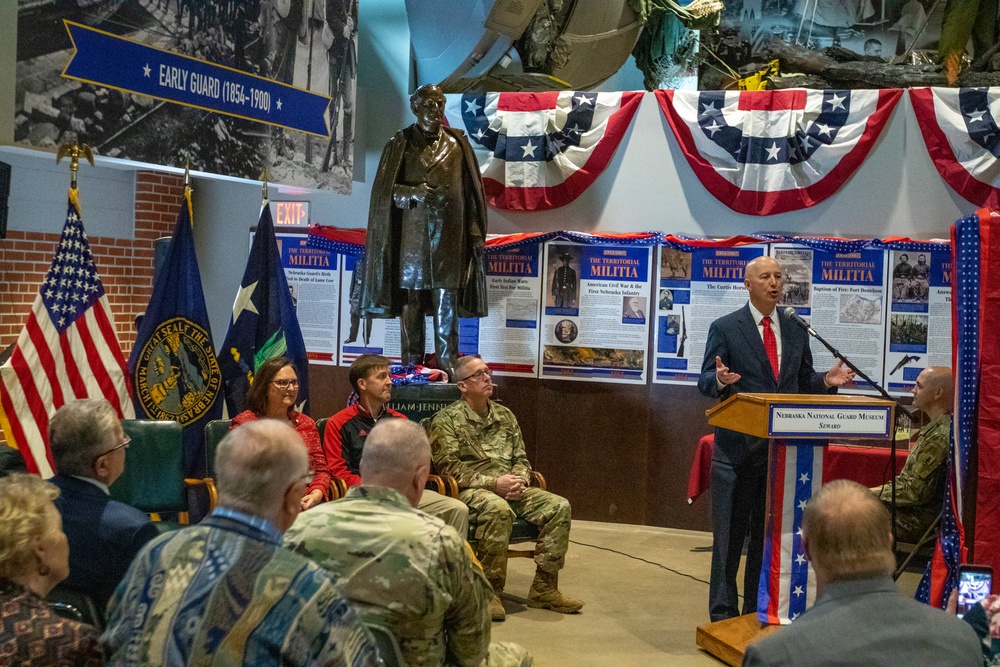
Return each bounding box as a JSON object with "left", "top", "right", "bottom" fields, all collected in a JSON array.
[
  {"left": 704, "top": 393, "right": 896, "bottom": 633},
  {"left": 768, "top": 404, "right": 892, "bottom": 438}
]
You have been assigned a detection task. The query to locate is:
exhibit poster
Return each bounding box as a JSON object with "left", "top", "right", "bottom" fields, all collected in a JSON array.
[
  {"left": 884, "top": 248, "right": 952, "bottom": 393},
  {"left": 653, "top": 246, "right": 696, "bottom": 384},
  {"left": 336, "top": 253, "right": 436, "bottom": 368},
  {"left": 272, "top": 232, "right": 340, "bottom": 364},
  {"left": 15, "top": 0, "right": 355, "bottom": 192},
  {"left": 470, "top": 243, "right": 543, "bottom": 378},
  {"left": 775, "top": 244, "right": 889, "bottom": 394},
  {"left": 685, "top": 245, "right": 768, "bottom": 386},
  {"left": 538, "top": 242, "right": 652, "bottom": 384}
]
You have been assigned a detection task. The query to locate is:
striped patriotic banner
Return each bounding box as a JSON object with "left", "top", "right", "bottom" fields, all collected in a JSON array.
[
  {"left": 444, "top": 91, "right": 643, "bottom": 211},
  {"left": 917, "top": 210, "right": 987, "bottom": 606},
  {"left": 758, "top": 440, "right": 825, "bottom": 624},
  {"left": 0, "top": 190, "right": 134, "bottom": 477}
]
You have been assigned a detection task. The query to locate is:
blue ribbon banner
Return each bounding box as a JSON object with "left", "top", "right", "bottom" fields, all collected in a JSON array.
[{"left": 62, "top": 21, "right": 331, "bottom": 137}]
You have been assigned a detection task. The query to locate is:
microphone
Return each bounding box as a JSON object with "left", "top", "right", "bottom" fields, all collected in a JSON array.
[{"left": 783, "top": 306, "right": 817, "bottom": 337}]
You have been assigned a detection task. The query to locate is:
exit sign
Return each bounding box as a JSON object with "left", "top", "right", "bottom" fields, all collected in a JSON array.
[{"left": 270, "top": 200, "right": 310, "bottom": 226}]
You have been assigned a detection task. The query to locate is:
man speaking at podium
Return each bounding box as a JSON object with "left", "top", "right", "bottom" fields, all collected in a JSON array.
[{"left": 698, "top": 256, "right": 855, "bottom": 622}]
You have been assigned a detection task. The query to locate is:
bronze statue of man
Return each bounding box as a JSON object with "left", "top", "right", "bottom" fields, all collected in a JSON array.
[{"left": 360, "top": 84, "right": 488, "bottom": 380}]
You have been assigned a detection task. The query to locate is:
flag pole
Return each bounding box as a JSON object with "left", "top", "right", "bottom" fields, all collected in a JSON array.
[
  {"left": 56, "top": 141, "right": 93, "bottom": 193},
  {"left": 184, "top": 156, "right": 194, "bottom": 225},
  {"left": 260, "top": 168, "right": 270, "bottom": 205}
]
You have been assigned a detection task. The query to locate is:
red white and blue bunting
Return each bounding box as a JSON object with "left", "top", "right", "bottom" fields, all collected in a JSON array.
[
  {"left": 910, "top": 88, "right": 1000, "bottom": 211},
  {"left": 654, "top": 89, "right": 902, "bottom": 216},
  {"left": 307, "top": 224, "right": 947, "bottom": 256},
  {"left": 443, "top": 91, "right": 643, "bottom": 211}
]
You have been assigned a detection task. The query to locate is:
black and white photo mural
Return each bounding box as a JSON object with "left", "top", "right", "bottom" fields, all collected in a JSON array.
[{"left": 14, "top": 0, "right": 357, "bottom": 192}]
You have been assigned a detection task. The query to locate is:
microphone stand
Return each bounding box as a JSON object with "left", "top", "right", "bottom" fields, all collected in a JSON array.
[{"left": 784, "top": 308, "right": 912, "bottom": 552}]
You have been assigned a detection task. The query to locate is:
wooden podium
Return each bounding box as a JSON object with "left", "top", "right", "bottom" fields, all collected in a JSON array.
[{"left": 696, "top": 393, "right": 896, "bottom": 665}]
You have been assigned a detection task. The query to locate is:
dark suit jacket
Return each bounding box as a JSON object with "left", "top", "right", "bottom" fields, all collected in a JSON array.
[
  {"left": 742, "top": 576, "right": 983, "bottom": 666},
  {"left": 698, "top": 304, "right": 832, "bottom": 467},
  {"left": 52, "top": 474, "right": 159, "bottom": 616}
]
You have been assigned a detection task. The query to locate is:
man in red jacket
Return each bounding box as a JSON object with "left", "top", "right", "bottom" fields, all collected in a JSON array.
[{"left": 323, "top": 354, "right": 468, "bottom": 535}]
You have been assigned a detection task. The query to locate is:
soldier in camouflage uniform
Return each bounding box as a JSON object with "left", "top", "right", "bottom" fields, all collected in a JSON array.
[
  {"left": 285, "top": 420, "right": 531, "bottom": 667},
  {"left": 428, "top": 356, "right": 583, "bottom": 622},
  {"left": 872, "top": 366, "right": 952, "bottom": 543}
]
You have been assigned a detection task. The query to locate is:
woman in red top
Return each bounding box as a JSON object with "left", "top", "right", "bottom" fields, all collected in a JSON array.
[{"left": 230, "top": 356, "right": 331, "bottom": 509}]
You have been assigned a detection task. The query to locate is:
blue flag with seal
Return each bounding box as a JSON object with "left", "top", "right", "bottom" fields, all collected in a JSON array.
[
  {"left": 219, "top": 205, "right": 309, "bottom": 417},
  {"left": 128, "top": 189, "right": 223, "bottom": 477}
]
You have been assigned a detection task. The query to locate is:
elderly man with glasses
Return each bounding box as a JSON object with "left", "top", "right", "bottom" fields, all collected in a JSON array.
[
  {"left": 428, "top": 356, "right": 583, "bottom": 622},
  {"left": 49, "top": 398, "right": 158, "bottom": 619}
]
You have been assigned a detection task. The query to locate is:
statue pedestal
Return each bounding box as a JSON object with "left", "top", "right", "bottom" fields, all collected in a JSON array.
[{"left": 388, "top": 383, "right": 462, "bottom": 422}]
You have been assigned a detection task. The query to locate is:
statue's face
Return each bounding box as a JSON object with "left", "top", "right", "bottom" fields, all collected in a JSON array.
[{"left": 412, "top": 87, "right": 446, "bottom": 134}]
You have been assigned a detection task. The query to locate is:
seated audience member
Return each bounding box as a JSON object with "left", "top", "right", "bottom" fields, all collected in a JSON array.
[
  {"left": 230, "top": 356, "right": 331, "bottom": 510},
  {"left": 0, "top": 446, "right": 27, "bottom": 477},
  {"left": 428, "top": 355, "right": 583, "bottom": 622},
  {"left": 323, "top": 354, "right": 468, "bottom": 535},
  {"left": 742, "top": 480, "right": 981, "bottom": 667},
  {"left": 286, "top": 419, "right": 531, "bottom": 667},
  {"left": 0, "top": 474, "right": 104, "bottom": 666},
  {"left": 49, "top": 398, "right": 158, "bottom": 616},
  {"left": 961, "top": 594, "right": 1000, "bottom": 664},
  {"left": 871, "top": 366, "right": 952, "bottom": 542},
  {"left": 102, "top": 420, "right": 378, "bottom": 666}
]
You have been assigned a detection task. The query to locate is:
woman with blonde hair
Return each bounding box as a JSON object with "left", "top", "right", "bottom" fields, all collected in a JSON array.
[
  {"left": 230, "top": 356, "right": 332, "bottom": 509},
  {"left": 0, "top": 474, "right": 104, "bottom": 665}
]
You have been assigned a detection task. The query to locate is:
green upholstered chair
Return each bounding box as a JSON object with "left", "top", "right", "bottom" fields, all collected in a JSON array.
[
  {"left": 204, "top": 419, "right": 230, "bottom": 478},
  {"left": 204, "top": 417, "right": 348, "bottom": 499},
  {"left": 111, "top": 420, "right": 216, "bottom": 531}
]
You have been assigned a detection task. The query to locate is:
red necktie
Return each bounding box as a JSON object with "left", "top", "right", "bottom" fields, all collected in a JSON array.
[{"left": 762, "top": 315, "right": 779, "bottom": 380}]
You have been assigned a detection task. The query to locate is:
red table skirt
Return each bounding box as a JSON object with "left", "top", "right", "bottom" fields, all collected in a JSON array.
[{"left": 687, "top": 434, "right": 908, "bottom": 504}]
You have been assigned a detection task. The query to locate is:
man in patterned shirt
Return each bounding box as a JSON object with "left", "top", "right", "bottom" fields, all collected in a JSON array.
[
  {"left": 286, "top": 419, "right": 531, "bottom": 667},
  {"left": 102, "top": 420, "right": 377, "bottom": 667},
  {"left": 872, "top": 366, "right": 953, "bottom": 543},
  {"left": 428, "top": 356, "right": 583, "bottom": 622}
]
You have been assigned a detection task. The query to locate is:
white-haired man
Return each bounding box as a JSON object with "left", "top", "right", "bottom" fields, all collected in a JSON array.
[{"left": 103, "top": 420, "right": 377, "bottom": 666}]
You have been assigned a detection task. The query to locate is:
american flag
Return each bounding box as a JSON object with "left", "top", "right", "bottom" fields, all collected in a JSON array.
[
  {"left": 916, "top": 210, "right": 983, "bottom": 606},
  {"left": 0, "top": 192, "right": 134, "bottom": 477},
  {"left": 758, "top": 440, "right": 824, "bottom": 624}
]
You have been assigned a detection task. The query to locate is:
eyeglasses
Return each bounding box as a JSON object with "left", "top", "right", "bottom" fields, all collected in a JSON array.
[
  {"left": 458, "top": 368, "right": 492, "bottom": 382},
  {"left": 271, "top": 379, "right": 300, "bottom": 390},
  {"left": 94, "top": 435, "right": 131, "bottom": 463}
]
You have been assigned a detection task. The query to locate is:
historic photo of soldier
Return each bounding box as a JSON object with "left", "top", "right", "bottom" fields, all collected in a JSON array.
[
  {"left": 659, "top": 289, "right": 674, "bottom": 311},
  {"left": 660, "top": 248, "right": 692, "bottom": 281},
  {"left": 775, "top": 248, "right": 812, "bottom": 308},
  {"left": 14, "top": 0, "right": 358, "bottom": 192},
  {"left": 891, "top": 251, "right": 930, "bottom": 303},
  {"left": 890, "top": 313, "right": 929, "bottom": 346},
  {"left": 546, "top": 245, "right": 581, "bottom": 310}
]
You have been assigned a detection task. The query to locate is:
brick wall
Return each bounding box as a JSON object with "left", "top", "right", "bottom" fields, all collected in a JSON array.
[{"left": 0, "top": 170, "right": 183, "bottom": 365}]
